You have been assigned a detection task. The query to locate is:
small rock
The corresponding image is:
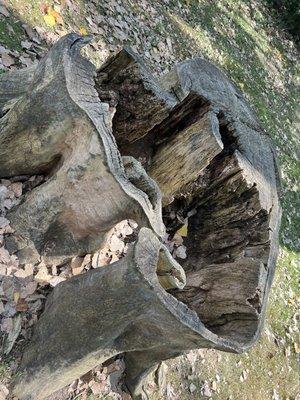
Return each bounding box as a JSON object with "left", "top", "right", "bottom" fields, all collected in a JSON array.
[
  {"left": 189, "top": 383, "right": 197, "bottom": 393},
  {"left": 89, "top": 380, "right": 105, "bottom": 395},
  {"left": 174, "top": 245, "right": 187, "bottom": 259},
  {"left": 0, "top": 217, "right": 9, "bottom": 229},
  {"left": 34, "top": 265, "right": 52, "bottom": 283},
  {"left": 172, "top": 233, "right": 183, "bottom": 246},
  {"left": 211, "top": 380, "right": 217, "bottom": 391},
  {"left": 109, "top": 234, "right": 124, "bottom": 253},
  {"left": 1, "top": 317, "right": 13, "bottom": 333},
  {"left": 0, "top": 5, "right": 9, "bottom": 17},
  {"left": 0, "top": 247, "right": 11, "bottom": 263},
  {"left": 49, "top": 276, "right": 66, "bottom": 287},
  {"left": 20, "top": 281, "right": 37, "bottom": 298},
  {"left": 201, "top": 381, "right": 212, "bottom": 397},
  {"left": 0, "top": 384, "right": 9, "bottom": 399},
  {"left": 92, "top": 253, "right": 99, "bottom": 268},
  {"left": 71, "top": 256, "right": 85, "bottom": 275},
  {"left": 0, "top": 185, "right": 8, "bottom": 200},
  {"left": 81, "top": 254, "right": 91, "bottom": 268},
  {"left": 1, "top": 53, "right": 15, "bottom": 67}
]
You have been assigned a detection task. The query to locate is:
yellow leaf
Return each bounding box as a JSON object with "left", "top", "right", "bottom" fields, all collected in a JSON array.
[
  {"left": 43, "top": 14, "right": 56, "bottom": 27},
  {"left": 48, "top": 7, "right": 64, "bottom": 24},
  {"left": 79, "top": 27, "right": 88, "bottom": 36},
  {"left": 176, "top": 224, "right": 188, "bottom": 237},
  {"left": 13, "top": 292, "right": 20, "bottom": 303}
]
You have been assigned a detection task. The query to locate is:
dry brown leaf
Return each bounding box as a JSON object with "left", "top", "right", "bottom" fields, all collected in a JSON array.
[
  {"left": 16, "top": 298, "right": 28, "bottom": 312},
  {"left": 14, "top": 264, "right": 33, "bottom": 279},
  {"left": 49, "top": 276, "right": 66, "bottom": 287},
  {"left": 82, "top": 254, "right": 91, "bottom": 268},
  {"left": 34, "top": 265, "right": 52, "bottom": 283},
  {"left": 110, "top": 235, "right": 124, "bottom": 253},
  {"left": 20, "top": 281, "right": 37, "bottom": 298},
  {"left": 0, "top": 217, "right": 9, "bottom": 229},
  {"left": 1, "top": 53, "right": 15, "bottom": 67},
  {"left": 89, "top": 380, "right": 103, "bottom": 395},
  {"left": 1, "top": 317, "right": 13, "bottom": 333},
  {"left": 0, "top": 384, "right": 9, "bottom": 400}
]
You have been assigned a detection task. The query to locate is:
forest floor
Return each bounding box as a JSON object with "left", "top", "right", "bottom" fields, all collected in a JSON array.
[{"left": 0, "top": 0, "right": 299, "bottom": 399}]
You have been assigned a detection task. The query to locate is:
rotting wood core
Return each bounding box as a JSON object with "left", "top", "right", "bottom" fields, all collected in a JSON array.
[{"left": 97, "top": 62, "right": 279, "bottom": 345}]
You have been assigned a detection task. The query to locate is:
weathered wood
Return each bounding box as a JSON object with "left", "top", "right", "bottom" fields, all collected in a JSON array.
[
  {"left": 96, "top": 47, "right": 177, "bottom": 145},
  {"left": 0, "top": 34, "right": 165, "bottom": 264},
  {"left": 149, "top": 110, "right": 223, "bottom": 199}
]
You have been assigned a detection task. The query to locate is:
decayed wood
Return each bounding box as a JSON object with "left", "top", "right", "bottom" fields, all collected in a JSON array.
[
  {"left": 149, "top": 110, "right": 223, "bottom": 199},
  {"left": 0, "top": 34, "right": 164, "bottom": 264},
  {"left": 96, "top": 47, "right": 177, "bottom": 147}
]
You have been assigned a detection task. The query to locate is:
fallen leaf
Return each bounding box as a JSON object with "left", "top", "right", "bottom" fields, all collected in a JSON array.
[
  {"left": 110, "top": 235, "right": 124, "bottom": 253},
  {"left": 172, "top": 233, "right": 183, "bottom": 246},
  {"left": 16, "top": 298, "right": 28, "bottom": 312},
  {"left": 34, "top": 265, "right": 52, "bottom": 283},
  {"left": 1, "top": 317, "right": 13, "bottom": 333},
  {"left": 43, "top": 14, "right": 56, "bottom": 27},
  {"left": 0, "top": 384, "right": 9, "bottom": 400},
  {"left": 189, "top": 383, "right": 196, "bottom": 393},
  {"left": 0, "top": 217, "right": 9, "bottom": 229},
  {"left": 20, "top": 281, "right": 37, "bottom": 298},
  {"left": 89, "top": 380, "right": 103, "bottom": 395},
  {"left": 9, "top": 182, "right": 22, "bottom": 197},
  {"left": 3, "top": 314, "right": 22, "bottom": 354},
  {"left": 49, "top": 276, "right": 66, "bottom": 287},
  {"left": 71, "top": 256, "right": 85, "bottom": 275},
  {"left": 13, "top": 292, "right": 20, "bottom": 303},
  {"left": 0, "top": 5, "right": 10, "bottom": 17},
  {"left": 40, "top": 3, "right": 48, "bottom": 14},
  {"left": 48, "top": 7, "right": 64, "bottom": 24},
  {"left": 79, "top": 27, "right": 88, "bottom": 36},
  {"left": 14, "top": 264, "right": 33, "bottom": 279},
  {"left": 176, "top": 224, "right": 188, "bottom": 237},
  {"left": 0, "top": 247, "right": 10, "bottom": 264}
]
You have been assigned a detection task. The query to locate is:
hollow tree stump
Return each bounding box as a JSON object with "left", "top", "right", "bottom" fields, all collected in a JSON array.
[{"left": 0, "top": 34, "right": 281, "bottom": 400}]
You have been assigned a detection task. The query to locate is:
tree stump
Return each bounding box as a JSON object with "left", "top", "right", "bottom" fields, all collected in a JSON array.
[{"left": 0, "top": 34, "right": 281, "bottom": 400}]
